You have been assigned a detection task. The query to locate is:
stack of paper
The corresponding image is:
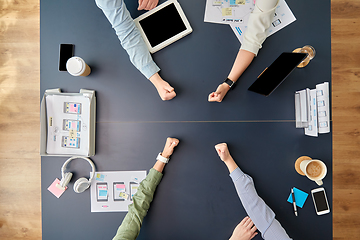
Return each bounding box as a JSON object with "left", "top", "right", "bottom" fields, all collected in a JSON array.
[
  {"left": 204, "top": 0, "right": 296, "bottom": 43},
  {"left": 295, "top": 82, "right": 330, "bottom": 137}
]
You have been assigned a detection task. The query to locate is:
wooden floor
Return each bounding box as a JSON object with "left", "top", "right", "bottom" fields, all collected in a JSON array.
[{"left": 0, "top": 0, "right": 358, "bottom": 239}]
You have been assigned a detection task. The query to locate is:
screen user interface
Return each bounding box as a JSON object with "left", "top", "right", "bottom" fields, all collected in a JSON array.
[{"left": 139, "top": 3, "right": 187, "bottom": 47}]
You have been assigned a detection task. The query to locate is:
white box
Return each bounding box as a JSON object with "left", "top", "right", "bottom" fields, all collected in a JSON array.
[{"left": 40, "top": 88, "right": 96, "bottom": 157}]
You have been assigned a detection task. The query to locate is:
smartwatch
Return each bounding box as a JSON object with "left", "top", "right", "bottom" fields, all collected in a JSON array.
[
  {"left": 223, "top": 78, "right": 235, "bottom": 89},
  {"left": 156, "top": 152, "right": 170, "bottom": 163}
]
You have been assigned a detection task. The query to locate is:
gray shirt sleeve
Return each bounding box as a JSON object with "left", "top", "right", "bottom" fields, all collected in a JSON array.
[
  {"left": 95, "top": 0, "right": 160, "bottom": 79},
  {"left": 230, "top": 167, "right": 292, "bottom": 240}
]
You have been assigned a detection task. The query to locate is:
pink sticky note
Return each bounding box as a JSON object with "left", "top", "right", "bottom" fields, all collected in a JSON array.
[
  {"left": 116, "top": 184, "right": 126, "bottom": 190},
  {"left": 48, "top": 178, "right": 67, "bottom": 198},
  {"left": 69, "top": 104, "right": 78, "bottom": 113}
]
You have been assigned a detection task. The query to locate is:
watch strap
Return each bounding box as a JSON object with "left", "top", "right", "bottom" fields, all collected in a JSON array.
[{"left": 156, "top": 152, "right": 170, "bottom": 163}]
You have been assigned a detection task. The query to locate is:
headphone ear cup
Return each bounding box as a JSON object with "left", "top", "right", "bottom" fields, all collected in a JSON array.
[
  {"left": 60, "top": 172, "right": 73, "bottom": 188},
  {"left": 73, "top": 177, "right": 90, "bottom": 193}
]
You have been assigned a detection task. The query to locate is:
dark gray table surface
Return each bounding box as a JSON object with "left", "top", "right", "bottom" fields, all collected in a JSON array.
[{"left": 40, "top": 0, "right": 332, "bottom": 239}]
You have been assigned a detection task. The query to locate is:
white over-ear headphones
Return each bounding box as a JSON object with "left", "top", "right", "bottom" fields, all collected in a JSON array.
[{"left": 58, "top": 156, "right": 96, "bottom": 193}]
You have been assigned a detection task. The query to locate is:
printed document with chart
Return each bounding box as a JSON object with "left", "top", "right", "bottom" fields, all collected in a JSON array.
[{"left": 204, "top": 0, "right": 296, "bottom": 43}]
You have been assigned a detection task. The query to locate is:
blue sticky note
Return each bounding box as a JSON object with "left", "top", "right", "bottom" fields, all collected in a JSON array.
[
  {"left": 99, "top": 190, "right": 107, "bottom": 197},
  {"left": 287, "top": 187, "right": 308, "bottom": 208}
]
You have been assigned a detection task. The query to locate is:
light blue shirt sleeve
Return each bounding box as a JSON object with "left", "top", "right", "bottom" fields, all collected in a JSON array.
[
  {"left": 230, "top": 167, "right": 292, "bottom": 240},
  {"left": 95, "top": 0, "right": 160, "bottom": 79}
]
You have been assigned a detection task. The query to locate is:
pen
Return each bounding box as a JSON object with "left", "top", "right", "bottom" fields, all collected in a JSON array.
[{"left": 291, "top": 187, "right": 298, "bottom": 216}]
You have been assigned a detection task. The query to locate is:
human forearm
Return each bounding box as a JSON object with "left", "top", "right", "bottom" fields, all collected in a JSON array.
[
  {"left": 215, "top": 143, "right": 238, "bottom": 173},
  {"left": 152, "top": 138, "right": 178, "bottom": 172},
  {"left": 230, "top": 168, "right": 291, "bottom": 240},
  {"left": 215, "top": 143, "right": 290, "bottom": 240},
  {"left": 223, "top": 156, "right": 239, "bottom": 174},
  {"left": 227, "top": 49, "right": 255, "bottom": 83},
  {"left": 153, "top": 160, "right": 166, "bottom": 173},
  {"left": 95, "top": 0, "right": 160, "bottom": 79},
  {"left": 113, "top": 168, "right": 162, "bottom": 240},
  {"left": 230, "top": 168, "right": 275, "bottom": 234},
  {"left": 148, "top": 72, "right": 176, "bottom": 101},
  {"left": 208, "top": 49, "right": 254, "bottom": 102}
]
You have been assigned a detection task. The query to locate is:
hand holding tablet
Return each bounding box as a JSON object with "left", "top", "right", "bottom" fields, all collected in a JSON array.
[{"left": 138, "top": 0, "right": 159, "bottom": 11}]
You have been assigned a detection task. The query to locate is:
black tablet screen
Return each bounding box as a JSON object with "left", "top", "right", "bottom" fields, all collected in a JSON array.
[
  {"left": 138, "top": 3, "right": 187, "bottom": 47},
  {"left": 248, "top": 52, "right": 307, "bottom": 96}
]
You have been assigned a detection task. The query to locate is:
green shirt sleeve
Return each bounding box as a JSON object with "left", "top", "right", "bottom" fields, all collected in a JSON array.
[{"left": 112, "top": 168, "right": 163, "bottom": 240}]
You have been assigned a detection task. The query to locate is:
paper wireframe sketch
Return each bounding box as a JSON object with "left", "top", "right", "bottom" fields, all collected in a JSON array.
[
  {"left": 90, "top": 171, "right": 146, "bottom": 212},
  {"left": 316, "top": 82, "right": 330, "bottom": 134},
  {"left": 305, "top": 89, "right": 318, "bottom": 137}
]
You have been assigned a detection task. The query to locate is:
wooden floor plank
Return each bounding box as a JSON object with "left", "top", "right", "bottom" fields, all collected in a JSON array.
[{"left": 0, "top": 0, "right": 41, "bottom": 239}]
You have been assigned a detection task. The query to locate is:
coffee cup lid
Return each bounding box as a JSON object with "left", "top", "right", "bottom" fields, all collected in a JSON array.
[{"left": 66, "top": 57, "right": 85, "bottom": 76}]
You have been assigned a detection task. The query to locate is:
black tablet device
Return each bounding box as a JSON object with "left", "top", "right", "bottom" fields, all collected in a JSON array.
[{"left": 248, "top": 52, "right": 308, "bottom": 96}]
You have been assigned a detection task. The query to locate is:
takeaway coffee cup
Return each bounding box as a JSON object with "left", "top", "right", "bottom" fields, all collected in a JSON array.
[
  {"left": 300, "top": 159, "right": 327, "bottom": 185},
  {"left": 66, "top": 56, "right": 91, "bottom": 77}
]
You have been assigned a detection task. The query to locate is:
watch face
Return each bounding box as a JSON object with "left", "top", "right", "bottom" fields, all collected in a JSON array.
[{"left": 224, "top": 78, "right": 234, "bottom": 88}]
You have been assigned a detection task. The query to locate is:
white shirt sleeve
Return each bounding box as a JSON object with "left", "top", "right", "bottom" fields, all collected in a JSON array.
[{"left": 240, "top": 0, "right": 279, "bottom": 56}]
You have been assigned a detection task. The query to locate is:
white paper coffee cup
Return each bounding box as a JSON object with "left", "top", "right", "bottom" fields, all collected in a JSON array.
[{"left": 66, "top": 56, "right": 91, "bottom": 77}]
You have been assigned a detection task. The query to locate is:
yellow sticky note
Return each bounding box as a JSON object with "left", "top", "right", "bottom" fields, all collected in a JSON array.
[
  {"left": 69, "top": 129, "right": 77, "bottom": 139},
  {"left": 236, "top": 0, "right": 245, "bottom": 5},
  {"left": 119, "top": 192, "right": 129, "bottom": 200},
  {"left": 222, "top": 8, "right": 232, "bottom": 16}
]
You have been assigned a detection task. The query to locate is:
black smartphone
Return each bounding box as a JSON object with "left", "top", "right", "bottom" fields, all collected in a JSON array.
[
  {"left": 248, "top": 52, "right": 307, "bottom": 96},
  {"left": 58, "top": 44, "right": 74, "bottom": 71}
]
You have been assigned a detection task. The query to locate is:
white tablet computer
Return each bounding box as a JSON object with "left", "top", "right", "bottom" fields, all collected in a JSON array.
[{"left": 134, "top": 0, "right": 192, "bottom": 53}]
